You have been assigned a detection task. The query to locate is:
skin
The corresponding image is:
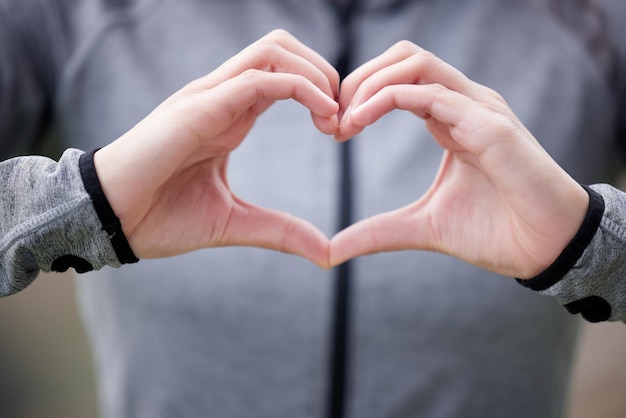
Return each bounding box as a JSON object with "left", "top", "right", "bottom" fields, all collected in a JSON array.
[
  {"left": 94, "top": 31, "right": 589, "bottom": 278},
  {"left": 94, "top": 30, "right": 339, "bottom": 268},
  {"left": 330, "top": 40, "right": 589, "bottom": 278}
]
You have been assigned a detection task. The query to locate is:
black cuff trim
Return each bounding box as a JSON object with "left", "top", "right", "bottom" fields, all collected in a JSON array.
[
  {"left": 79, "top": 149, "right": 139, "bottom": 264},
  {"left": 565, "top": 296, "right": 611, "bottom": 323},
  {"left": 517, "top": 185, "right": 604, "bottom": 291}
]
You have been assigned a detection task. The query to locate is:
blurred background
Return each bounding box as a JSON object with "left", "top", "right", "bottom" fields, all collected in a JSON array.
[{"left": 1, "top": 270, "right": 626, "bottom": 418}]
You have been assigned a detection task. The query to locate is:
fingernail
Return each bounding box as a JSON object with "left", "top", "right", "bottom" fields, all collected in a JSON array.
[{"left": 331, "top": 113, "right": 339, "bottom": 128}]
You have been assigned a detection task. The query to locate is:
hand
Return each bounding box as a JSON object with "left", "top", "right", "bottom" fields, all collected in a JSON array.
[
  {"left": 93, "top": 30, "right": 339, "bottom": 268},
  {"left": 330, "top": 41, "right": 589, "bottom": 278}
]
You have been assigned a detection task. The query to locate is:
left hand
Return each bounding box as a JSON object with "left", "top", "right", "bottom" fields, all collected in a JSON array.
[
  {"left": 94, "top": 30, "right": 340, "bottom": 268},
  {"left": 329, "top": 41, "right": 588, "bottom": 278}
]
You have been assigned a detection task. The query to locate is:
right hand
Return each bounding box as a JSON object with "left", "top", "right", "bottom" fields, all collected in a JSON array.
[
  {"left": 94, "top": 30, "right": 339, "bottom": 268},
  {"left": 330, "top": 41, "right": 588, "bottom": 278}
]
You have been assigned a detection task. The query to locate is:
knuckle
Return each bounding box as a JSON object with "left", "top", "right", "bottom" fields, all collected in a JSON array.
[
  {"left": 255, "top": 37, "right": 282, "bottom": 56},
  {"left": 472, "top": 111, "right": 519, "bottom": 139},
  {"left": 181, "top": 77, "right": 205, "bottom": 92},
  {"left": 237, "top": 69, "right": 267, "bottom": 95},
  {"left": 429, "top": 82, "right": 448, "bottom": 95},
  {"left": 405, "top": 50, "right": 440, "bottom": 79},
  {"left": 483, "top": 86, "right": 506, "bottom": 103},
  {"left": 392, "top": 39, "right": 420, "bottom": 53},
  {"left": 497, "top": 113, "right": 521, "bottom": 132},
  {"left": 251, "top": 39, "right": 286, "bottom": 72},
  {"left": 240, "top": 68, "right": 261, "bottom": 79},
  {"left": 431, "top": 82, "right": 446, "bottom": 91},
  {"left": 415, "top": 49, "right": 438, "bottom": 65},
  {"left": 266, "top": 28, "right": 291, "bottom": 41}
]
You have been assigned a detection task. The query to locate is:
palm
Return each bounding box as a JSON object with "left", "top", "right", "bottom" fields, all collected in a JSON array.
[
  {"left": 329, "top": 40, "right": 587, "bottom": 276},
  {"left": 96, "top": 30, "right": 340, "bottom": 267},
  {"left": 418, "top": 150, "right": 546, "bottom": 277},
  {"left": 128, "top": 155, "right": 234, "bottom": 258},
  {"left": 123, "top": 95, "right": 332, "bottom": 264},
  {"left": 129, "top": 103, "right": 278, "bottom": 257},
  {"left": 331, "top": 107, "right": 588, "bottom": 276}
]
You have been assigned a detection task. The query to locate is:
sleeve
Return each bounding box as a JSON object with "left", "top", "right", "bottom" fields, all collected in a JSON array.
[
  {"left": 0, "top": 148, "right": 138, "bottom": 297},
  {"left": 517, "top": 184, "right": 626, "bottom": 323}
]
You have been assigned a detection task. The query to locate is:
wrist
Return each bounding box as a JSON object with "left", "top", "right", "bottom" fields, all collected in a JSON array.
[
  {"left": 81, "top": 149, "right": 139, "bottom": 264},
  {"left": 517, "top": 184, "right": 603, "bottom": 287}
]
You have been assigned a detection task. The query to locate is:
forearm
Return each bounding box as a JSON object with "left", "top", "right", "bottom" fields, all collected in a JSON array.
[{"left": 0, "top": 149, "right": 137, "bottom": 296}]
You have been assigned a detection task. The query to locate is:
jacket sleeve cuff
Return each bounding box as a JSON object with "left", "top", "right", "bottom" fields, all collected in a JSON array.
[
  {"left": 518, "top": 184, "right": 626, "bottom": 322},
  {"left": 79, "top": 149, "right": 139, "bottom": 265},
  {"left": 1, "top": 149, "right": 136, "bottom": 296}
]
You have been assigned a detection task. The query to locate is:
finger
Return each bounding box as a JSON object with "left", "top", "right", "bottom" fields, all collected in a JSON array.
[
  {"left": 339, "top": 42, "right": 497, "bottom": 124},
  {"left": 262, "top": 29, "right": 340, "bottom": 99},
  {"left": 187, "top": 70, "right": 339, "bottom": 141},
  {"left": 113, "top": 71, "right": 339, "bottom": 195},
  {"left": 226, "top": 198, "right": 330, "bottom": 268},
  {"left": 230, "top": 69, "right": 339, "bottom": 123},
  {"left": 338, "top": 83, "right": 454, "bottom": 141},
  {"left": 339, "top": 83, "right": 513, "bottom": 155},
  {"left": 311, "top": 111, "right": 340, "bottom": 136},
  {"left": 329, "top": 205, "right": 431, "bottom": 266},
  {"left": 198, "top": 30, "right": 340, "bottom": 102},
  {"left": 339, "top": 40, "right": 424, "bottom": 111}
]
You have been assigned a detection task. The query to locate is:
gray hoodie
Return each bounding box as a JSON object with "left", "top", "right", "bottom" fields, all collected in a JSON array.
[{"left": 1, "top": 0, "right": 623, "bottom": 417}]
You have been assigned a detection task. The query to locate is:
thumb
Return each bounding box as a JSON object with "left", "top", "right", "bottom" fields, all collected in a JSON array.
[
  {"left": 225, "top": 198, "right": 331, "bottom": 268},
  {"left": 329, "top": 206, "right": 432, "bottom": 266}
]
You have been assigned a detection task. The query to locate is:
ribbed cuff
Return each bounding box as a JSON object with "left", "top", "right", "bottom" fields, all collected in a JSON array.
[
  {"left": 79, "top": 149, "right": 139, "bottom": 265},
  {"left": 517, "top": 185, "right": 604, "bottom": 291}
]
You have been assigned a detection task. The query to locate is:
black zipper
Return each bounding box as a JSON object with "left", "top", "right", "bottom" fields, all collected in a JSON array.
[{"left": 327, "top": 2, "right": 359, "bottom": 418}]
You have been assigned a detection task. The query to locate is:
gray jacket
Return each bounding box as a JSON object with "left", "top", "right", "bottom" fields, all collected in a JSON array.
[
  {"left": 519, "top": 184, "right": 626, "bottom": 322},
  {"left": 0, "top": 149, "right": 121, "bottom": 294},
  {"left": 1, "top": 0, "right": 623, "bottom": 417}
]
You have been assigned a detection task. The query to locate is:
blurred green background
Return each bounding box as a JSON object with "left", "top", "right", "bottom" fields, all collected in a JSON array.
[{"left": 1, "top": 271, "right": 626, "bottom": 418}]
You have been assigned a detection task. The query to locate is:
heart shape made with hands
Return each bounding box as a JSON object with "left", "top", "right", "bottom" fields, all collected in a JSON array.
[
  {"left": 223, "top": 59, "right": 580, "bottom": 279},
  {"left": 107, "top": 32, "right": 581, "bottom": 280},
  {"left": 224, "top": 84, "right": 496, "bottom": 274}
]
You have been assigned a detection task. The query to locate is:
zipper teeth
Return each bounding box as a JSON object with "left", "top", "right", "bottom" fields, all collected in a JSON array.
[
  {"left": 328, "top": 260, "right": 351, "bottom": 418},
  {"left": 327, "top": 131, "right": 353, "bottom": 418},
  {"left": 328, "top": 141, "right": 353, "bottom": 418},
  {"left": 327, "top": 1, "right": 358, "bottom": 417}
]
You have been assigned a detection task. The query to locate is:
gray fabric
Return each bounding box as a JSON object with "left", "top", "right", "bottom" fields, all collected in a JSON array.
[
  {"left": 0, "top": 0, "right": 622, "bottom": 417},
  {"left": 0, "top": 149, "right": 120, "bottom": 295},
  {"left": 540, "top": 184, "right": 626, "bottom": 322}
]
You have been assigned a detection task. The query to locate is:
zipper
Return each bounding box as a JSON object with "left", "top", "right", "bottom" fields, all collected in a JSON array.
[{"left": 327, "top": 2, "right": 359, "bottom": 418}]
